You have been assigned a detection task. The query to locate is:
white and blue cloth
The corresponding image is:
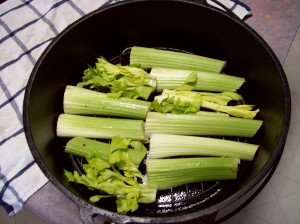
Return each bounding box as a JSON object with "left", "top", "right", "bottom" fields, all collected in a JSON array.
[
  {"left": 207, "top": 0, "right": 252, "bottom": 19},
  {"left": 0, "top": 0, "right": 251, "bottom": 217}
]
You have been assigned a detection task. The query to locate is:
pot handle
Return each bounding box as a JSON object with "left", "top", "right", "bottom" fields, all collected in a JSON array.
[
  {"left": 78, "top": 204, "right": 129, "bottom": 224},
  {"left": 79, "top": 206, "right": 103, "bottom": 224}
]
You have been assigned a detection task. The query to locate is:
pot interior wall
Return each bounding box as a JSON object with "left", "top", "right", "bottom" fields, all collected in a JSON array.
[{"left": 25, "top": 0, "right": 289, "bottom": 219}]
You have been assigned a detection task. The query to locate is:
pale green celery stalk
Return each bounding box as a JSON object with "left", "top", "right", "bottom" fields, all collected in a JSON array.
[
  {"left": 146, "top": 157, "right": 240, "bottom": 190},
  {"left": 156, "top": 90, "right": 259, "bottom": 119},
  {"left": 201, "top": 100, "right": 259, "bottom": 119},
  {"left": 149, "top": 134, "right": 258, "bottom": 161},
  {"left": 150, "top": 67, "right": 244, "bottom": 92},
  {"left": 145, "top": 112, "right": 262, "bottom": 138},
  {"left": 57, "top": 114, "right": 146, "bottom": 140},
  {"left": 63, "top": 85, "right": 151, "bottom": 120},
  {"left": 130, "top": 46, "right": 226, "bottom": 73},
  {"left": 155, "top": 89, "right": 242, "bottom": 106},
  {"left": 64, "top": 137, "right": 147, "bottom": 165},
  {"left": 64, "top": 136, "right": 109, "bottom": 158}
]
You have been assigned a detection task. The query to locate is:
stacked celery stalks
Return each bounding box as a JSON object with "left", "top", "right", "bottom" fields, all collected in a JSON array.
[{"left": 57, "top": 46, "right": 262, "bottom": 213}]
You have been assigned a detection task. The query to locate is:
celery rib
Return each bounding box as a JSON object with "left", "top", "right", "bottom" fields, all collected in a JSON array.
[
  {"left": 153, "top": 89, "right": 259, "bottom": 119},
  {"left": 65, "top": 137, "right": 147, "bottom": 165},
  {"left": 146, "top": 157, "right": 240, "bottom": 190},
  {"left": 63, "top": 85, "right": 151, "bottom": 119},
  {"left": 150, "top": 67, "right": 244, "bottom": 92},
  {"left": 130, "top": 46, "right": 226, "bottom": 73},
  {"left": 57, "top": 114, "right": 146, "bottom": 140},
  {"left": 149, "top": 134, "right": 258, "bottom": 161},
  {"left": 201, "top": 100, "right": 259, "bottom": 119},
  {"left": 65, "top": 136, "right": 110, "bottom": 158},
  {"left": 145, "top": 112, "right": 262, "bottom": 138}
]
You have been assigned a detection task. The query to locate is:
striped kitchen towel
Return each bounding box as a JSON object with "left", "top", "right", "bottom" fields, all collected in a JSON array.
[
  {"left": 0, "top": 0, "right": 118, "bottom": 217},
  {"left": 207, "top": 0, "right": 252, "bottom": 19},
  {"left": 0, "top": 0, "right": 251, "bottom": 218}
]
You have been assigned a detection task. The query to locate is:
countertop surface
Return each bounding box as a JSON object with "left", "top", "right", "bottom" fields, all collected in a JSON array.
[{"left": 6, "top": 0, "right": 300, "bottom": 223}]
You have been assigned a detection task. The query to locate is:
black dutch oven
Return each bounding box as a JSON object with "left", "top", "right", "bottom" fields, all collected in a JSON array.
[{"left": 23, "top": 0, "right": 291, "bottom": 223}]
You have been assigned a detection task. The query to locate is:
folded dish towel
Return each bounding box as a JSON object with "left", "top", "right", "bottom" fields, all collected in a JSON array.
[
  {"left": 0, "top": 0, "right": 252, "bottom": 218},
  {"left": 0, "top": 0, "right": 111, "bottom": 217},
  {"left": 207, "top": 0, "right": 252, "bottom": 20}
]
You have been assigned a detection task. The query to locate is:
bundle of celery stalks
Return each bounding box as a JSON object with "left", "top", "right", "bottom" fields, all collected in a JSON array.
[{"left": 57, "top": 46, "right": 263, "bottom": 214}]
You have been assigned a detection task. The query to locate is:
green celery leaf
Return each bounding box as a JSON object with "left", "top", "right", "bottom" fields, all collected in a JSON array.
[
  {"left": 110, "top": 136, "right": 132, "bottom": 153},
  {"left": 64, "top": 170, "right": 98, "bottom": 190},
  {"left": 64, "top": 136, "right": 156, "bottom": 215},
  {"left": 77, "top": 57, "right": 156, "bottom": 100},
  {"left": 90, "top": 195, "right": 113, "bottom": 203},
  {"left": 175, "top": 84, "right": 194, "bottom": 91},
  {"left": 97, "top": 57, "right": 121, "bottom": 75},
  {"left": 200, "top": 92, "right": 242, "bottom": 105},
  {"left": 116, "top": 197, "right": 139, "bottom": 214},
  {"left": 151, "top": 96, "right": 200, "bottom": 114},
  {"left": 175, "top": 71, "right": 198, "bottom": 91}
]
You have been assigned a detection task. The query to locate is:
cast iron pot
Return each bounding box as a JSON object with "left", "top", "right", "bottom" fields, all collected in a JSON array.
[{"left": 23, "top": 0, "right": 291, "bottom": 223}]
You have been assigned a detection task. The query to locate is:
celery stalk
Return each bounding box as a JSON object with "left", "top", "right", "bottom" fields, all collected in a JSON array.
[
  {"left": 145, "top": 112, "right": 262, "bottom": 138},
  {"left": 57, "top": 114, "right": 146, "bottom": 140},
  {"left": 63, "top": 85, "right": 151, "bottom": 119},
  {"left": 146, "top": 157, "right": 240, "bottom": 190},
  {"left": 150, "top": 67, "right": 245, "bottom": 92},
  {"left": 64, "top": 137, "right": 147, "bottom": 165},
  {"left": 154, "top": 90, "right": 259, "bottom": 119},
  {"left": 201, "top": 100, "right": 259, "bottom": 119},
  {"left": 65, "top": 136, "right": 110, "bottom": 158},
  {"left": 130, "top": 46, "right": 226, "bottom": 73},
  {"left": 149, "top": 134, "right": 258, "bottom": 161}
]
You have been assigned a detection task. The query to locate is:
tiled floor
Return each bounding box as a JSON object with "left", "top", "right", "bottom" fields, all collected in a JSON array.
[{"left": 0, "top": 23, "right": 300, "bottom": 224}]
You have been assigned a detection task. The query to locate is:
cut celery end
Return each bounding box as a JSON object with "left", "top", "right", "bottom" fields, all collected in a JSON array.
[
  {"left": 149, "top": 134, "right": 259, "bottom": 161},
  {"left": 130, "top": 46, "right": 226, "bottom": 73},
  {"left": 150, "top": 67, "right": 245, "bottom": 92},
  {"left": 65, "top": 137, "right": 147, "bottom": 165},
  {"left": 57, "top": 114, "right": 146, "bottom": 141},
  {"left": 138, "top": 184, "right": 157, "bottom": 203},
  {"left": 145, "top": 112, "right": 262, "bottom": 138},
  {"left": 63, "top": 85, "right": 151, "bottom": 120},
  {"left": 146, "top": 157, "right": 240, "bottom": 190},
  {"left": 65, "top": 136, "right": 110, "bottom": 159}
]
